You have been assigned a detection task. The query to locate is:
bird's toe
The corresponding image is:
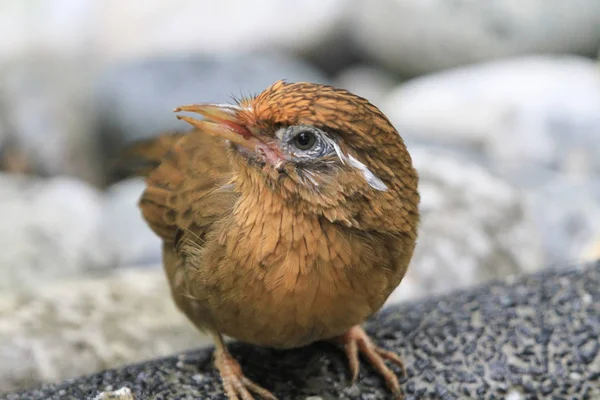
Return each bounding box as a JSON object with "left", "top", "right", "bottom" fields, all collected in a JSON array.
[
  {"left": 332, "top": 325, "right": 405, "bottom": 399},
  {"left": 214, "top": 349, "right": 278, "bottom": 400}
]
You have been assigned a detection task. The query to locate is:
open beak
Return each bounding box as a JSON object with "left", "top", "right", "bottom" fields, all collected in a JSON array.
[
  {"left": 174, "top": 103, "right": 285, "bottom": 166},
  {"left": 174, "top": 104, "right": 261, "bottom": 151}
]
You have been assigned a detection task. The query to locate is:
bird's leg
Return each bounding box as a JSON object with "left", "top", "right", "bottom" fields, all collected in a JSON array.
[
  {"left": 331, "top": 325, "right": 405, "bottom": 399},
  {"left": 211, "top": 332, "right": 278, "bottom": 400}
]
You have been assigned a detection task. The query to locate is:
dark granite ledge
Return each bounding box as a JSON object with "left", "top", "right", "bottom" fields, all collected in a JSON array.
[{"left": 5, "top": 261, "right": 600, "bottom": 400}]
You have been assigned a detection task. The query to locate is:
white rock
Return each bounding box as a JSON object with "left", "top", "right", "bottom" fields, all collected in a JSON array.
[
  {"left": 0, "top": 268, "right": 205, "bottom": 392},
  {"left": 351, "top": 0, "right": 600, "bottom": 75},
  {"left": 93, "top": 387, "right": 135, "bottom": 400},
  {"left": 0, "top": 1, "right": 347, "bottom": 65},
  {"left": 94, "top": 0, "right": 346, "bottom": 62},
  {"left": 583, "top": 238, "right": 600, "bottom": 262},
  {"left": 387, "top": 147, "right": 542, "bottom": 304},
  {"left": 382, "top": 56, "right": 600, "bottom": 181},
  {"left": 0, "top": 174, "right": 110, "bottom": 292},
  {"left": 0, "top": 1, "right": 95, "bottom": 60},
  {"left": 506, "top": 391, "right": 525, "bottom": 400}
]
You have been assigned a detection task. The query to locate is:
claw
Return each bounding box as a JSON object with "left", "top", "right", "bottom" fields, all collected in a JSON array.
[
  {"left": 331, "top": 325, "right": 405, "bottom": 399},
  {"left": 212, "top": 334, "right": 278, "bottom": 400}
]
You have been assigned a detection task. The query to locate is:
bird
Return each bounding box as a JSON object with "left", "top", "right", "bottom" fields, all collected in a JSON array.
[{"left": 116, "top": 80, "right": 420, "bottom": 400}]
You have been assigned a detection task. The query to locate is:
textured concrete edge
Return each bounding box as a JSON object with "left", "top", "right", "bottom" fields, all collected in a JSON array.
[{"left": 4, "top": 260, "right": 600, "bottom": 400}]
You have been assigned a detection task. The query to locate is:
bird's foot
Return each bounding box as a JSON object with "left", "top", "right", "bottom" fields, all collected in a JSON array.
[
  {"left": 213, "top": 347, "right": 278, "bottom": 400},
  {"left": 332, "top": 325, "right": 405, "bottom": 399}
]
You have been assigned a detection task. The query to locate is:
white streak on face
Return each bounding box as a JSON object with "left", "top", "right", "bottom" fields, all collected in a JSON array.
[
  {"left": 328, "top": 138, "right": 388, "bottom": 192},
  {"left": 329, "top": 140, "right": 347, "bottom": 166},
  {"left": 303, "top": 170, "right": 319, "bottom": 186},
  {"left": 347, "top": 154, "right": 388, "bottom": 191}
]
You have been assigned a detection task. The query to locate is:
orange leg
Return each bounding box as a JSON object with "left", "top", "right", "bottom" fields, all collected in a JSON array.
[
  {"left": 331, "top": 325, "right": 406, "bottom": 399},
  {"left": 212, "top": 333, "right": 278, "bottom": 400}
]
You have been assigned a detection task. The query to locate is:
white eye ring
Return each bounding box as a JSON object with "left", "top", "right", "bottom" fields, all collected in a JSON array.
[{"left": 279, "top": 125, "right": 333, "bottom": 159}]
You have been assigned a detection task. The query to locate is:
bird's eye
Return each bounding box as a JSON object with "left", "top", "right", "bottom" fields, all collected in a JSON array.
[
  {"left": 280, "top": 125, "right": 333, "bottom": 159},
  {"left": 292, "top": 131, "right": 317, "bottom": 151}
]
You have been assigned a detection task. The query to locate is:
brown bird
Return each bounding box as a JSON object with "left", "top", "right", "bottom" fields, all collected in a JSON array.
[{"left": 121, "top": 81, "right": 419, "bottom": 399}]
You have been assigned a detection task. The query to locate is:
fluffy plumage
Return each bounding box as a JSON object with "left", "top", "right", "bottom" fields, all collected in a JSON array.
[{"left": 118, "top": 81, "right": 419, "bottom": 399}]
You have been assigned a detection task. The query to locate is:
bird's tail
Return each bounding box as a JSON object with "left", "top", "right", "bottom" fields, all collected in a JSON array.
[{"left": 108, "top": 132, "right": 185, "bottom": 182}]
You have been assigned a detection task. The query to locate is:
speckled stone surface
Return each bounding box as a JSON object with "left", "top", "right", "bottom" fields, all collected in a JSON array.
[{"left": 5, "top": 262, "right": 599, "bottom": 400}]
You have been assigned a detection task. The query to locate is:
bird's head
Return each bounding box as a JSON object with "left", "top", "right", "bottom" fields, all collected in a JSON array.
[{"left": 175, "top": 81, "right": 419, "bottom": 235}]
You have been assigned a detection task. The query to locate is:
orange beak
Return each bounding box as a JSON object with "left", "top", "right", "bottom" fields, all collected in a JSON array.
[
  {"left": 174, "top": 104, "right": 261, "bottom": 151},
  {"left": 174, "top": 103, "right": 284, "bottom": 166}
]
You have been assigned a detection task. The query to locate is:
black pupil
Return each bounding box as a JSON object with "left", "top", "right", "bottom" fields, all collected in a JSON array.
[{"left": 294, "top": 131, "right": 315, "bottom": 150}]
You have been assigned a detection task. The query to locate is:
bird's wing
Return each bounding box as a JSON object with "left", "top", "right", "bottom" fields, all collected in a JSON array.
[
  {"left": 118, "top": 131, "right": 236, "bottom": 246},
  {"left": 108, "top": 132, "right": 185, "bottom": 182}
]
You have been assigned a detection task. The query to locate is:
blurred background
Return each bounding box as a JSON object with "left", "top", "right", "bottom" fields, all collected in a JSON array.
[{"left": 1, "top": 0, "right": 599, "bottom": 394}]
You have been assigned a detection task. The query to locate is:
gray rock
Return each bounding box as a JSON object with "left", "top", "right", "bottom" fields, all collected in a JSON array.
[
  {"left": 0, "top": 174, "right": 111, "bottom": 292},
  {"left": 94, "top": 53, "right": 328, "bottom": 165},
  {"left": 526, "top": 178, "right": 600, "bottom": 266},
  {"left": 301, "top": 10, "right": 364, "bottom": 76},
  {"left": 6, "top": 262, "right": 599, "bottom": 399},
  {"left": 382, "top": 57, "right": 600, "bottom": 272},
  {"left": 382, "top": 56, "right": 600, "bottom": 181},
  {"left": 388, "top": 147, "right": 542, "bottom": 303},
  {"left": 0, "top": 268, "right": 207, "bottom": 393},
  {"left": 98, "top": 178, "right": 162, "bottom": 267},
  {"left": 351, "top": 0, "right": 600, "bottom": 76},
  {"left": 0, "top": 57, "right": 102, "bottom": 184},
  {"left": 333, "top": 65, "right": 399, "bottom": 109}
]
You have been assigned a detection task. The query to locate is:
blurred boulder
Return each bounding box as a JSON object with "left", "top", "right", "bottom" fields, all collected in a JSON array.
[
  {"left": 333, "top": 64, "right": 399, "bottom": 108},
  {"left": 301, "top": 9, "right": 364, "bottom": 76},
  {"left": 0, "top": 174, "right": 110, "bottom": 292},
  {"left": 0, "top": 1, "right": 349, "bottom": 69},
  {"left": 94, "top": 53, "right": 329, "bottom": 172},
  {"left": 0, "top": 1, "right": 95, "bottom": 61},
  {"left": 0, "top": 57, "right": 102, "bottom": 184},
  {"left": 382, "top": 54, "right": 600, "bottom": 292},
  {"left": 351, "top": 0, "right": 600, "bottom": 76},
  {"left": 95, "top": 0, "right": 348, "bottom": 63},
  {"left": 98, "top": 178, "right": 162, "bottom": 268},
  {"left": 383, "top": 56, "right": 600, "bottom": 183},
  {"left": 0, "top": 268, "right": 205, "bottom": 393},
  {"left": 388, "top": 147, "right": 542, "bottom": 303},
  {"left": 526, "top": 179, "right": 600, "bottom": 266},
  {"left": 585, "top": 237, "right": 600, "bottom": 261}
]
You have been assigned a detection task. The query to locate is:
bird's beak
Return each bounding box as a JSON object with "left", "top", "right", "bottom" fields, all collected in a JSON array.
[
  {"left": 174, "top": 103, "right": 285, "bottom": 166},
  {"left": 174, "top": 104, "right": 260, "bottom": 151}
]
